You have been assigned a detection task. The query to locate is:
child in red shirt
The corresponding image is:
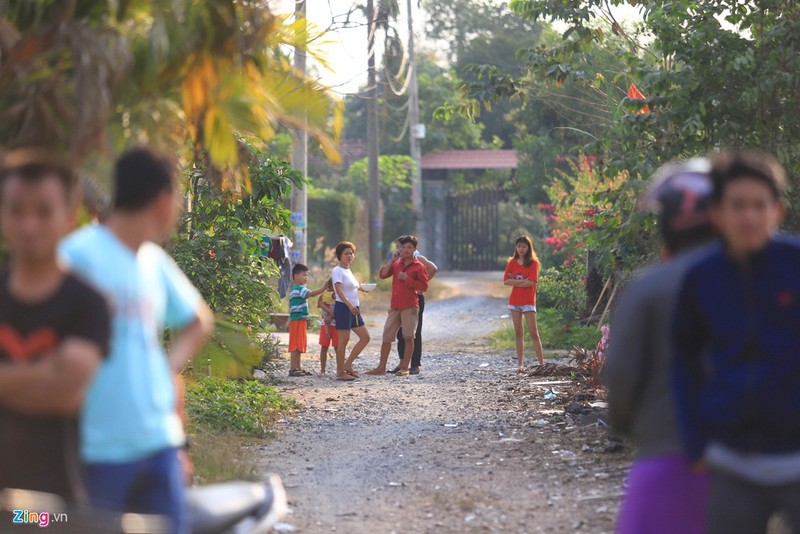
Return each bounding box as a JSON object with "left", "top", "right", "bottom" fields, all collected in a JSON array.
[{"left": 503, "top": 235, "right": 544, "bottom": 372}]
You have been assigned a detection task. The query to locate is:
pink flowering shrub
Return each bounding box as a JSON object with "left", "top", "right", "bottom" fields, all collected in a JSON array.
[{"left": 538, "top": 154, "right": 626, "bottom": 267}]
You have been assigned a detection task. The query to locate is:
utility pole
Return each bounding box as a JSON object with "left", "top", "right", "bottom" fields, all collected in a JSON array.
[
  {"left": 366, "top": 0, "right": 381, "bottom": 276},
  {"left": 290, "top": 0, "right": 308, "bottom": 265},
  {"left": 407, "top": 0, "right": 424, "bottom": 242}
]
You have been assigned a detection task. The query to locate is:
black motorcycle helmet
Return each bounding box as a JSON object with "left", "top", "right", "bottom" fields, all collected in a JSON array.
[{"left": 640, "top": 157, "right": 715, "bottom": 252}]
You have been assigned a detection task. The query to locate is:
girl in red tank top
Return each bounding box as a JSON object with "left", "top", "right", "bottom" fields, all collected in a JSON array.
[{"left": 503, "top": 235, "right": 545, "bottom": 372}]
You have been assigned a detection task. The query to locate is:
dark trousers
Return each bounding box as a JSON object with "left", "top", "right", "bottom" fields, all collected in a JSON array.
[
  {"left": 707, "top": 468, "right": 800, "bottom": 534},
  {"left": 85, "top": 447, "right": 187, "bottom": 534},
  {"left": 397, "top": 293, "right": 424, "bottom": 367}
]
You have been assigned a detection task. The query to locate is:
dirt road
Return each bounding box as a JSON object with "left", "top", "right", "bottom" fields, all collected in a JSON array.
[{"left": 259, "top": 273, "right": 629, "bottom": 533}]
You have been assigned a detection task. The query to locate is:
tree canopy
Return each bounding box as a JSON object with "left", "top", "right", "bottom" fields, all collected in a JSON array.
[
  {"left": 0, "top": 0, "right": 343, "bottom": 192},
  {"left": 442, "top": 0, "right": 800, "bottom": 271}
]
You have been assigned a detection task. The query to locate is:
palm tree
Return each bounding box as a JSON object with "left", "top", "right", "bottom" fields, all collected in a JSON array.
[{"left": 0, "top": 0, "right": 341, "bottom": 194}]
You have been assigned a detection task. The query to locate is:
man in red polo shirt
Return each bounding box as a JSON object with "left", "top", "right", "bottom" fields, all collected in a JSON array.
[{"left": 367, "top": 235, "right": 429, "bottom": 377}]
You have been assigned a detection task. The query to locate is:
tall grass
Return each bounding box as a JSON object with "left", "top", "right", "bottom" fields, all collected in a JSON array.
[{"left": 185, "top": 376, "right": 299, "bottom": 483}]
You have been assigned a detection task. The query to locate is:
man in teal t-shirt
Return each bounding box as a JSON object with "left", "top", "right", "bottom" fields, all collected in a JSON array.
[{"left": 60, "top": 148, "right": 213, "bottom": 534}]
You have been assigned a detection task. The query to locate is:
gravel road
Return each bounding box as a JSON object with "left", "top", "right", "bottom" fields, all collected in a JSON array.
[{"left": 258, "top": 273, "right": 629, "bottom": 533}]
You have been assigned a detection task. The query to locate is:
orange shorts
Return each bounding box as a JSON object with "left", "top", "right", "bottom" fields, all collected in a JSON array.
[
  {"left": 289, "top": 319, "right": 308, "bottom": 353},
  {"left": 319, "top": 323, "right": 339, "bottom": 348}
]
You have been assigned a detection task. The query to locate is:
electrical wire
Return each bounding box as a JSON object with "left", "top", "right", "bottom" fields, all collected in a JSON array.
[{"left": 385, "top": 58, "right": 412, "bottom": 96}]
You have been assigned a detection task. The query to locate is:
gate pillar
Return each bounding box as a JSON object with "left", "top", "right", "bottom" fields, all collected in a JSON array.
[{"left": 422, "top": 177, "right": 449, "bottom": 271}]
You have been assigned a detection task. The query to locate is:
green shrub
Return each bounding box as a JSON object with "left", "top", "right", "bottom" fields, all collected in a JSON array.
[
  {"left": 186, "top": 376, "right": 298, "bottom": 438},
  {"left": 537, "top": 263, "right": 586, "bottom": 318},
  {"left": 173, "top": 227, "right": 278, "bottom": 329},
  {"left": 174, "top": 152, "right": 299, "bottom": 331}
]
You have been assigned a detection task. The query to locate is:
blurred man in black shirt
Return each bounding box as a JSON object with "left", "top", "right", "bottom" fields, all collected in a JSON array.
[{"left": 0, "top": 150, "right": 109, "bottom": 502}]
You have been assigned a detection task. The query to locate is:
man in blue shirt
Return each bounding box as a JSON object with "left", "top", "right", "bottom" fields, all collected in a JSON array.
[
  {"left": 603, "top": 158, "right": 714, "bottom": 534},
  {"left": 60, "top": 148, "right": 213, "bottom": 534},
  {"left": 672, "top": 150, "right": 800, "bottom": 532}
]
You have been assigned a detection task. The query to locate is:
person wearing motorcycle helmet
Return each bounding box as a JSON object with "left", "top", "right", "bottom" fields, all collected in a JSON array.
[{"left": 602, "top": 157, "right": 716, "bottom": 534}]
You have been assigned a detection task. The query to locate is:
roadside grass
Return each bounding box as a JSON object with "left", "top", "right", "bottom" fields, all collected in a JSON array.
[
  {"left": 488, "top": 308, "right": 601, "bottom": 352},
  {"left": 185, "top": 376, "right": 299, "bottom": 483},
  {"left": 187, "top": 428, "right": 260, "bottom": 482}
]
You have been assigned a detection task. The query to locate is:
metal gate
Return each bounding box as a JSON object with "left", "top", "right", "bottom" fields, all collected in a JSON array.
[{"left": 447, "top": 188, "right": 505, "bottom": 270}]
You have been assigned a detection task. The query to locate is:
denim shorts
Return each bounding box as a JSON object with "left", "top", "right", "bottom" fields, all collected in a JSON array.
[
  {"left": 508, "top": 304, "right": 537, "bottom": 313},
  {"left": 334, "top": 301, "right": 366, "bottom": 330}
]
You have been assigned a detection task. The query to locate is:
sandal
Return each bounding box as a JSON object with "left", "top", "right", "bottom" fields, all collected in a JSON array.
[
  {"left": 395, "top": 369, "right": 409, "bottom": 377},
  {"left": 344, "top": 368, "right": 360, "bottom": 378},
  {"left": 365, "top": 368, "right": 386, "bottom": 376},
  {"left": 336, "top": 374, "right": 355, "bottom": 381},
  {"left": 289, "top": 369, "right": 308, "bottom": 377}
]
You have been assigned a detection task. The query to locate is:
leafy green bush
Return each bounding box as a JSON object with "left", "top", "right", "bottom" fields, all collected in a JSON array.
[
  {"left": 489, "top": 308, "right": 600, "bottom": 351},
  {"left": 173, "top": 227, "right": 277, "bottom": 329},
  {"left": 537, "top": 263, "right": 586, "bottom": 318},
  {"left": 174, "top": 151, "right": 300, "bottom": 330},
  {"left": 186, "top": 376, "right": 298, "bottom": 438}
]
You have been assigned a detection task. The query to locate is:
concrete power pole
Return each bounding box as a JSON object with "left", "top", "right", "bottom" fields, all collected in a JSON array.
[
  {"left": 290, "top": 0, "right": 308, "bottom": 266},
  {"left": 407, "top": 0, "right": 424, "bottom": 242},
  {"left": 366, "top": 0, "right": 381, "bottom": 276}
]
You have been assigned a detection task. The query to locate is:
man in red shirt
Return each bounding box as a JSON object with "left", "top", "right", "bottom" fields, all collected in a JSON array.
[{"left": 367, "top": 235, "right": 429, "bottom": 377}]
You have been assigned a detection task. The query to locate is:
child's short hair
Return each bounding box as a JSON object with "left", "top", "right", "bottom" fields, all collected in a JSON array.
[
  {"left": 335, "top": 241, "right": 356, "bottom": 260},
  {"left": 397, "top": 235, "right": 418, "bottom": 248},
  {"left": 292, "top": 263, "right": 309, "bottom": 278},
  {"left": 113, "top": 147, "right": 176, "bottom": 211},
  {"left": 710, "top": 150, "right": 787, "bottom": 203},
  {"left": 0, "top": 149, "right": 77, "bottom": 201}
]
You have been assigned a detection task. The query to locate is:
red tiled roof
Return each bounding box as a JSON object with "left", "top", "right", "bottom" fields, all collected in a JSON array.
[
  {"left": 339, "top": 139, "right": 368, "bottom": 167},
  {"left": 421, "top": 150, "right": 518, "bottom": 170}
]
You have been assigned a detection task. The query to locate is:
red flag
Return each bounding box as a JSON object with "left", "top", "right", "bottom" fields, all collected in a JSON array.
[{"left": 627, "top": 83, "right": 650, "bottom": 114}]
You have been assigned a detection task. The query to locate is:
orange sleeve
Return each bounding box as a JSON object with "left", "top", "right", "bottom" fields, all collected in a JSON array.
[
  {"left": 531, "top": 261, "right": 540, "bottom": 282},
  {"left": 503, "top": 259, "right": 513, "bottom": 280}
]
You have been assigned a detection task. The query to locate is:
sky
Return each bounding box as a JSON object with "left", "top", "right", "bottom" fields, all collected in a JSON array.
[
  {"left": 267, "top": 1, "right": 643, "bottom": 96},
  {"left": 269, "top": 0, "right": 422, "bottom": 95}
]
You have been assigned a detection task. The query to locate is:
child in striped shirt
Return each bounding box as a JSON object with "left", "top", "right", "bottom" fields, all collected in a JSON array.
[{"left": 288, "top": 264, "right": 328, "bottom": 376}]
